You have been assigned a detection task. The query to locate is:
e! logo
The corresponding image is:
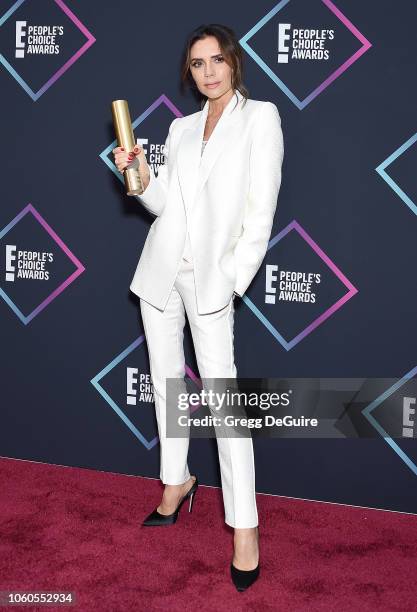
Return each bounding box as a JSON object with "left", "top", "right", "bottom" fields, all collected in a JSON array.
[
  {"left": 5, "top": 245, "right": 17, "bottom": 282},
  {"left": 278, "top": 23, "right": 291, "bottom": 63},
  {"left": 402, "top": 397, "right": 416, "bottom": 437},
  {"left": 127, "top": 369, "right": 153, "bottom": 406},
  {"left": 15, "top": 21, "right": 27, "bottom": 58}
]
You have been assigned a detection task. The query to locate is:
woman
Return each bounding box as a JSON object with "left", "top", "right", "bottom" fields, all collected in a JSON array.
[{"left": 113, "top": 23, "right": 284, "bottom": 592}]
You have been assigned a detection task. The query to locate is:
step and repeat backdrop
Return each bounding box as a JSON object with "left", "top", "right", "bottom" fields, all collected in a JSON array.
[{"left": 1, "top": 0, "right": 416, "bottom": 513}]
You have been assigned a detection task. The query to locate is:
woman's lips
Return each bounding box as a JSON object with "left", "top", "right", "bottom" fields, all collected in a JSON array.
[{"left": 205, "top": 82, "right": 220, "bottom": 89}]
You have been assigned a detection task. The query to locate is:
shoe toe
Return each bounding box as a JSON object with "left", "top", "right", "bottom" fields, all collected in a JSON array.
[
  {"left": 230, "top": 563, "right": 260, "bottom": 591},
  {"left": 142, "top": 507, "right": 177, "bottom": 526}
]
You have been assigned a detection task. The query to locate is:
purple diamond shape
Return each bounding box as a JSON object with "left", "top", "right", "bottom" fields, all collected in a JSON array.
[
  {"left": 239, "top": 0, "right": 372, "bottom": 109},
  {"left": 241, "top": 220, "right": 358, "bottom": 349},
  {"left": 91, "top": 335, "right": 202, "bottom": 450},
  {"left": 0, "top": 0, "right": 96, "bottom": 100},
  {"left": 0, "top": 203, "right": 85, "bottom": 324}
]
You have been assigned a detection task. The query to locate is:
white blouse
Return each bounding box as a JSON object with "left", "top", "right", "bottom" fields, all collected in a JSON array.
[{"left": 183, "top": 140, "right": 208, "bottom": 262}]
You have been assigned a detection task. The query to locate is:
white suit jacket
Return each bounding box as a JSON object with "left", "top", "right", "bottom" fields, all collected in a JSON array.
[{"left": 129, "top": 88, "right": 284, "bottom": 314}]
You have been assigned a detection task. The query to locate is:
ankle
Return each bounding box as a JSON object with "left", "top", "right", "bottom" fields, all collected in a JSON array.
[
  {"left": 164, "top": 483, "right": 183, "bottom": 492},
  {"left": 234, "top": 526, "right": 259, "bottom": 539}
]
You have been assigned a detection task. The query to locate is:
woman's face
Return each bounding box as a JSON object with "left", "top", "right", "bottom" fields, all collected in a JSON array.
[{"left": 189, "top": 35, "right": 233, "bottom": 100}]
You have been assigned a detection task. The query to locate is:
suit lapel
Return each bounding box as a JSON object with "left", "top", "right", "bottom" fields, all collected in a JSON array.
[{"left": 177, "top": 89, "right": 244, "bottom": 216}]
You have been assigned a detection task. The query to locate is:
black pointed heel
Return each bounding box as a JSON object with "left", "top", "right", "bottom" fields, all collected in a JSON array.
[
  {"left": 230, "top": 561, "right": 260, "bottom": 592},
  {"left": 142, "top": 476, "right": 198, "bottom": 526},
  {"left": 230, "top": 526, "right": 260, "bottom": 591}
]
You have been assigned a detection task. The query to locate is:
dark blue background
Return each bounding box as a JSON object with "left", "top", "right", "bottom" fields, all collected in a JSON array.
[{"left": 0, "top": 0, "right": 416, "bottom": 513}]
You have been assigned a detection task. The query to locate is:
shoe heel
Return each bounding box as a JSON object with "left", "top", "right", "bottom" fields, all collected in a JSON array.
[
  {"left": 188, "top": 491, "right": 195, "bottom": 513},
  {"left": 142, "top": 475, "right": 198, "bottom": 527}
]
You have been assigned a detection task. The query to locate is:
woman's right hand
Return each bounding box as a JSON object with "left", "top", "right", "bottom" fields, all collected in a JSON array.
[{"left": 112, "top": 144, "right": 150, "bottom": 178}]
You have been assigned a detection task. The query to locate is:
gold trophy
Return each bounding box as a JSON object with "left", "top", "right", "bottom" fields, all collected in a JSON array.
[{"left": 111, "top": 99, "right": 144, "bottom": 196}]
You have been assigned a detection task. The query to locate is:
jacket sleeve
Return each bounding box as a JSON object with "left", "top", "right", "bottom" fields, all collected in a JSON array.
[
  {"left": 233, "top": 102, "right": 284, "bottom": 297},
  {"left": 134, "top": 117, "right": 178, "bottom": 217}
]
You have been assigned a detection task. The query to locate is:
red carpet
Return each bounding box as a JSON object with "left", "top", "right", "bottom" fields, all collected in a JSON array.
[{"left": 0, "top": 457, "right": 416, "bottom": 611}]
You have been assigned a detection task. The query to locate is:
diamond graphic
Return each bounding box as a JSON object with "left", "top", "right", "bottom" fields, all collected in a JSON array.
[
  {"left": 376, "top": 132, "right": 417, "bottom": 217},
  {"left": 239, "top": 0, "right": 371, "bottom": 109},
  {"left": 241, "top": 220, "right": 358, "bottom": 350},
  {"left": 362, "top": 365, "right": 417, "bottom": 476},
  {"left": 100, "top": 93, "right": 183, "bottom": 194},
  {"left": 0, "top": 203, "right": 85, "bottom": 324},
  {"left": 91, "top": 336, "right": 201, "bottom": 450},
  {"left": 0, "top": 0, "right": 95, "bottom": 101}
]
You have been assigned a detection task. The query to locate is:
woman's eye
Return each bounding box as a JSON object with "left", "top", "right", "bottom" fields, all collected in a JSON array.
[{"left": 191, "top": 57, "right": 223, "bottom": 68}]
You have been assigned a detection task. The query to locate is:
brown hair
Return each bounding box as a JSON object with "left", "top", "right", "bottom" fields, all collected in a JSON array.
[{"left": 180, "top": 23, "right": 249, "bottom": 110}]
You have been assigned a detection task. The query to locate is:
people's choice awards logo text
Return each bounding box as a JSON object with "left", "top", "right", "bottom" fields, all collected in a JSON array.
[
  {"left": 278, "top": 24, "right": 334, "bottom": 63},
  {"left": 5, "top": 245, "right": 54, "bottom": 281},
  {"left": 266, "top": 266, "right": 321, "bottom": 304},
  {"left": 126, "top": 369, "right": 154, "bottom": 406},
  {"left": 15, "top": 21, "right": 64, "bottom": 57},
  {"left": 136, "top": 139, "right": 167, "bottom": 178}
]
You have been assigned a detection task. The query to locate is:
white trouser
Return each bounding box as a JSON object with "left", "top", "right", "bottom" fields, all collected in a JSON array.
[{"left": 139, "top": 256, "right": 258, "bottom": 528}]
